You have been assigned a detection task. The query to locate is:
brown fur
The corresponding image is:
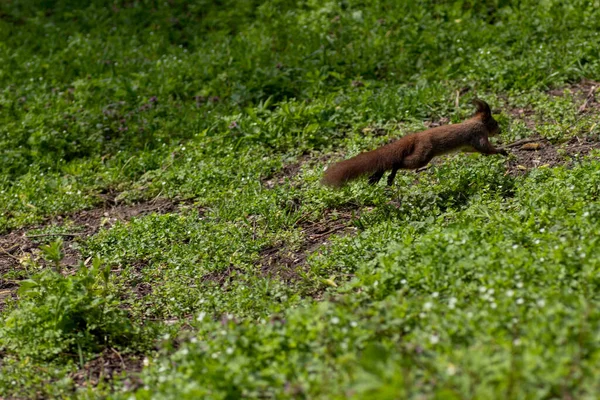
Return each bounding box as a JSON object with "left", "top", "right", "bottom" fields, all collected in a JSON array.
[{"left": 321, "top": 99, "right": 508, "bottom": 187}]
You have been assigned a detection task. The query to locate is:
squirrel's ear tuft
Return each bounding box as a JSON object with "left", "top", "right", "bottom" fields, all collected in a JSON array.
[{"left": 472, "top": 99, "right": 491, "bottom": 119}]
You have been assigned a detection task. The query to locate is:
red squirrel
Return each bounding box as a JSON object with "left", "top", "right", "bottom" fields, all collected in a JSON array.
[{"left": 321, "top": 99, "right": 508, "bottom": 187}]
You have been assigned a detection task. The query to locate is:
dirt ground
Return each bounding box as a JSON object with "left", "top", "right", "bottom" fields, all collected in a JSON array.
[
  {"left": 505, "top": 135, "right": 600, "bottom": 175},
  {"left": 69, "top": 348, "right": 144, "bottom": 391},
  {"left": 258, "top": 207, "right": 359, "bottom": 284},
  {"left": 0, "top": 198, "right": 194, "bottom": 311}
]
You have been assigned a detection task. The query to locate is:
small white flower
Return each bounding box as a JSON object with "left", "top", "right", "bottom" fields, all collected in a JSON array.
[
  {"left": 447, "top": 364, "right": 457, "bottom": 376},
  {"left": 583, "top": 211, "right": 590, "bottom": 217},
  {"left": 432, "top": 292, "right": 439, "bottom": 298},
  {"left": 430, "top": 334, "right": 440, "bottom": 344},
  {"left": 479, "top": 286, "right": 487, "bottom": 293},
  {"left": 331, "top": 316, "right": 340, "bottom": 324},
  {"left": 226, "top": 347, "right": 234, "bottom": 355},
  {"left": 516, "top": 298, "right": 524, "bottom": 305},
  {"left": 350, "top": 321, "right": 358, "bottom": 328},
  {"left": 537, "top": 299, "right": 546, "bottom": 307},
  {"left": 448, "top": 297, "right": 457, "bottom": 310},
  {"left": 490, "top": 302, "right": 497, "bottom": 309},
  {"left": 400, "top": 279, "right": 407, "bottom": 285},
  {"left": 143, "top": 357, "right": 150, "bottom": 366},
  {"left": 423, "top": 302, "right": 433, "bottom": 311},
  {"left": 540, "top": 228, "right": 545, "bottom": 233},
  {"left": 513, "top": 338, "right": 522, "bottom": 346},
  {"left": 517, "top": 282, "right": 524, "bottom": 288},
  {"left": 506, "top": 290, "right": 514, "bottom": 297},
  {"left": 197, "top": 312, "right": 206, "bottom": 322},
  {"left": 512, "top": 244, "right": 518, "bottom": 249}
]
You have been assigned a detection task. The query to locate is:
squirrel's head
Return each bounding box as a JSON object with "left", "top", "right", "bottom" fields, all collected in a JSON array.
[{"left": 472, "top": 99, "right": 500, "bottom": 136}]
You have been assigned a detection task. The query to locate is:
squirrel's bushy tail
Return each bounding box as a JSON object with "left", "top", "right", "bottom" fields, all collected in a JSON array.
[{"left": 321, "top": 146, "right": 397, "bottom": 187}]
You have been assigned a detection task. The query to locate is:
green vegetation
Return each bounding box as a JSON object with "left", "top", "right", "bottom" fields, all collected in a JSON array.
[
  {"left": 1, "top": 256, "right": 143, "bottom": 360},
  {"left": 1, "top": 0, "right": 600, "bottom": 398}
]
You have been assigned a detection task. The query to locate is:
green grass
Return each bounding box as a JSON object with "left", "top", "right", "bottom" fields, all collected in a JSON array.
[{"left": 1, "top": 0, "right": 600, "bottom": 398}]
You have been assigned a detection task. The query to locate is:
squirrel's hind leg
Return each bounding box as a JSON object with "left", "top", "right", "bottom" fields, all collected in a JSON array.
[
  {"left": 387, "top": 166, "right": 400, "bottom": 186},
  {"left": 368, "top": 170, "right": 384, "bottom": 185}
]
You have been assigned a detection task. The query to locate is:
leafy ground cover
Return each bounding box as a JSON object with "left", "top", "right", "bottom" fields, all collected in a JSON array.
[{"left": 1, "top": 0, "right": 600, "bottom": 398}]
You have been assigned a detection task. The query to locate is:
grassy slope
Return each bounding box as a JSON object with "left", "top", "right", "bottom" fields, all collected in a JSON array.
[{"left": 1, "top": 0, "right": 600, "bottom": 398}]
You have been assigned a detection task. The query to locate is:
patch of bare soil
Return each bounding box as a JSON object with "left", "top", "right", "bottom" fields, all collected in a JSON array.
[
  {"left": 506, "top": 80, "right": 599, "bottom": 130},
  {"left": 123, "top": 260, "right": 153, "bottom": 300},
  {"left": 201, "top": 206, "right": 360, "bottom": 290},
  {"left": 70, "top": 348, "right": 143, "bottom": 390},
  {"left": 424, "top": 117, "right": 450, "bottom": 129},
  {"left": 0, "top": 198, "right": 196, "bottom": 309},
  {"left": 504, "top": 135, "right": 600, "bottom": 176},
  {"left": 0, "top": 279, "right": 18, "bottom": 313},
  {"left": 258, "top": 207, "right": 360, "bottom": 283},
  {"left": 548, "top": 79, "right": 600, "bottom": 114},
  {"left": 263, "top": 153, "right": 312, "bottom": 187},
  {"left": 201, "top": 264, "right": 245, "bottom": 287}
]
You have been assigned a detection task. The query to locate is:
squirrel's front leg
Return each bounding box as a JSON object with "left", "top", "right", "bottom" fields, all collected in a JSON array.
[{"left": 471, "top": 136, "right": 508, "bottom": 156}]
